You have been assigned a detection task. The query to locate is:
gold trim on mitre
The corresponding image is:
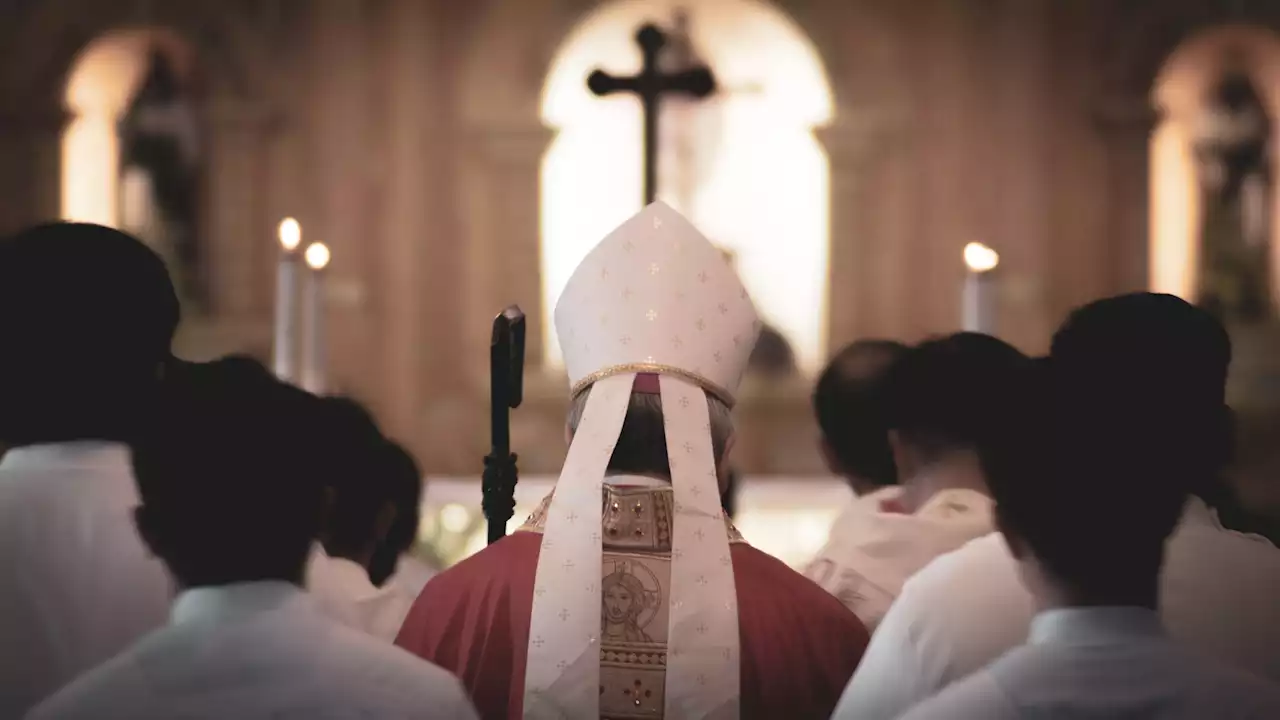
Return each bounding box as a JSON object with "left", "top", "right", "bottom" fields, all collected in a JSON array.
[{"left": 570, "top": 363, "right": 737, "bottom": 408}]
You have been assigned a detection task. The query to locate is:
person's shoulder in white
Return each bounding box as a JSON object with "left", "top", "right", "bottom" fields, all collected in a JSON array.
[
  {"left": 26, "top": 596, "right": 478, "bottom": 720},
  {"left": 807, "top": 334, "right": 1026, "bottom": 632},
  {"left": 305, "top": 399, "right": 430, "bottom": 642},
  {"left": 830, "top": 530, "right": 1028, "bottom": 720},
  {"left": 860, "top": 294, "right": 1280, "bottom": 720},
  {"left": 0, "top": 443, "right": 173, "bottom": 718},
  {"left": 325, "top": 620, "right": 477, "bottom": 717},
  {"left": 1161, "top": 497, "right": 1280, "bottom": 681},
  {"left": 897, "top": 633, "right": 1280, "bottom": 720},
  {"left": 23, "top": 358, "right": 479, "bottom": 719},
  {"left": 1166, "top": 648, "right": 1280, "bottom": 719},
  {"left": 0, "top": 220, "right": 183, "bottom": 717},
  {"left": 892, "top": 668, "right": 1018, "bottom": 720},
  {"left": 835, "top": 499, "right": 1280, "bottom": 720},
  {"left": 806, "top": 488, "right": 994, "bottom": 629},
  {"left": 307, "top": 546, "right": 417, "bottom": 641},
  {"left": 391, "top": 554, "right": 437, "bottom": 597}
]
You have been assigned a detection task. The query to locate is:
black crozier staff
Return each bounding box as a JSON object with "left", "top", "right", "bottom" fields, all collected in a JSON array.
[{"left": 483, "top": 306, "right": 526, "bottom": 544}]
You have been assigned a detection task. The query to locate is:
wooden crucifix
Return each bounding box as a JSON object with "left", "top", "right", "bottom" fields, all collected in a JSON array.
[{"left": 587, "top": 23, "right": 717, "bottom": 205}]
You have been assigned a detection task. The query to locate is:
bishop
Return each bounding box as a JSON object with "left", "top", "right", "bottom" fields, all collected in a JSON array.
[{"left": 395, "top": 203, "right": 868, "bottom": 719}]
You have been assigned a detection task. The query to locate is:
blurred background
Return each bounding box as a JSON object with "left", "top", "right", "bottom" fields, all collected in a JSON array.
[{"left": 1, "top": 0, "right": 1278, "bottom": 568}]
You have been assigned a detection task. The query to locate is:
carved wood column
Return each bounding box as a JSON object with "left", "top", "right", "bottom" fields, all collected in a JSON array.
[
  {"left": 306, "top": 0, "right": 375, "bottom": 398},
  {"left": 462, "top": 124, "right": 556, "bottom": 379},
  {"left": 375, "top": 0, "right": 438, "bottom": 447},
  {"left": 204, "top": 99, "right": 275, "bottom": 319},
  {"left": 816, "top": 111, "right": 912, "bottom": 351},
  {"left": 171, "top": 98, "right": 277, "bottom": 359},
  {"left": 428, "top": 123, "right": 555, "bottom": 474},
  {"left": 1096, "top": 99, "right": 1159, "bottom": 296}
]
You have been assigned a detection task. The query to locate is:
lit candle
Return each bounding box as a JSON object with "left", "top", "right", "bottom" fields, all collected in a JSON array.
[
  {"left": 273, "top": 218, "right": 302, "bottom": 382},
  {"left": 962, "top": 242, "right": 1000, "bottom": 334},
  {"left": 301, "top": 242, "right": 331, "bottom": 394}
]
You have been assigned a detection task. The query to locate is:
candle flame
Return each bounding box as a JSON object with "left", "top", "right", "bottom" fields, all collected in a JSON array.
[
  {"left": 305, "top": 242, "right": 331, "bottom": 270},
  {"left": 963, "top": 242, "right": 999, "bottom": 273},
  {"left": 278, "top": 218, "right": 302, "bottom": 252}
]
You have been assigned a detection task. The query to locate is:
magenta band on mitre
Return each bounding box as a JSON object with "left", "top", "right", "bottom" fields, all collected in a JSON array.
[
  {"left": 632, "top": 373, "right": 661, "bottom": 395},
  {"left": 569, "top": 364, "right": 736, "bottom": 407}
]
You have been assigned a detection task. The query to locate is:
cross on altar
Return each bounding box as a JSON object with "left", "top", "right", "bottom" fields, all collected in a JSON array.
[{"left": 587, "top": 23, "right": 716, "bottom": 205}]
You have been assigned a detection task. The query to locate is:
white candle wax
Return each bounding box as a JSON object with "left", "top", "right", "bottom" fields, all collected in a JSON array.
[
  {"left": 301, "top": 242, "right": 331, "bottom": 394},
  {"left": 273, "top": 255, "right": 301, "bottom": 380},
  {"left": 961, "top": 243, "right": 999, "bottom": 334},
  {"left": 962, "top": 272, "right": 997, "bottom": 333},
  {"left": 273, "top": 218, "right": 302, "bottom": 382}
]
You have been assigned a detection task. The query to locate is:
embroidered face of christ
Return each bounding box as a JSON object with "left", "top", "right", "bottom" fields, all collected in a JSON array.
[{"left": 601, "top": 567, "right": 653, "bottom": 642}]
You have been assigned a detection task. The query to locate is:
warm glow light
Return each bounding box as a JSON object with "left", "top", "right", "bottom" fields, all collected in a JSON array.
[
  {"left": 1150, "top": 121, "right": 1198, "bottom": 298},
  {"left": 1150, "top": 26, "right": 1280, "bottom": 304},
  {"left": 733, "top": 509, "right": 840, "bottom": 568},
  {"left": 62, "top": 33, "right": 157, "bottom": 226},
  {"left": 440, "top": 504, "right": 471, "bottom": 534},
  {"left": 304, "top": 242, "right": 331, "bottom": 270},
  {"left": 963, "top": 242, "right": 1000, "bottom": 273},
  {"left": 540, "top": 0, "right": 834, "bottom": 372},
  {"left": 278, "top": 218, "right": 302, "bottom": 252}
]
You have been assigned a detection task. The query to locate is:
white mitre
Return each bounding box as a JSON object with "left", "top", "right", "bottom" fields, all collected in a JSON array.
[{"left": 524, "top": 202, "right": 760, "bottom": 719}]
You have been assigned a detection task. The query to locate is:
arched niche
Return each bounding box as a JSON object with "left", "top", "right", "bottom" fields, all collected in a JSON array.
[
  {"left": 455, "top": 0, "right": 852, "bottom": 384},
  {"left": 61, "top": 29, "right": 199, "bottom": 230},
  {"left": 1149, "top": 24, "right": 1280, "bottom": 307},
  {"left": 0, "top": 2, "right": 287, "bottom": 359},
  {"left": 539, "top": 0, "right": 834, "bottom": 372}
]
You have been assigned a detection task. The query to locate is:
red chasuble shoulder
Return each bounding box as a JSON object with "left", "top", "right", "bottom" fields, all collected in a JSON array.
[
  {"left": 397, "top": 532, "right": 538, "bottom": 720},
  {"left": 732, "top": 543, "right": 871, "bottom": 718},
  {"left": 396, "top": 528, "right": 868, "bottom": 720}
]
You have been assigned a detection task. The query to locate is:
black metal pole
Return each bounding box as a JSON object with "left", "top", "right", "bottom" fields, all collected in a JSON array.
[
  {"left": 643, "top": 85, "right": 659, "bottom": 205},
  {"left": 483, "top": 306, "right": 525, "bottom": 544}
]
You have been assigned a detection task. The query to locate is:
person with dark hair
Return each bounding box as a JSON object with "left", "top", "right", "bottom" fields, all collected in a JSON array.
[
  {"left": 812, "top": 339, "right": 908, "bottom": 498},
  {"left": 836, "top": 294, "right": 1280, "bottom": 720},
  {"left": 896, "top": 300, "right": 1280, "bottom": 719},
  {"left": 27, "top": 357, "right": 478, "bottom": 719},
  {"left": 0, "top": 222, "right": 180, "bottom": 717},
  {"left": 807, "top": 334, "right": 1027, "bottom": 628},
  {"left": 397, "top": 203, "right": 867, "bottom": 719},
  {"left": 367, "top": 441, "right": 436, "bottom": 593},
  {"left": 306, "top": 396, "right": 426, "bottom": 640},
  {"left": 314, "top": 396, "right": 387, "bottom": 554}
]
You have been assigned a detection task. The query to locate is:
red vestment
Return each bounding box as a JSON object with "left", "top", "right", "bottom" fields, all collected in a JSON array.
[{"left": 396, "top": 527, "right": 868, "bottom": 719}]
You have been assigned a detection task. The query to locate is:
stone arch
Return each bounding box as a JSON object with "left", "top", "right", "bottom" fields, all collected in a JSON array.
[
  {"left": 1148, "top": 24, "right": 1280, "bottom": 307},
  {"left": 0, "top": 0, "right": 274, "bottom": 113},
  {"left": 458, "top": 0, "right": 849, "bottom": 127},
  {"left": 60, "top": 28, "right": 199, "bottom": 230},
  {"left": 538, "top": 0, "right": 835, "bottom": 372},
  {"left": 0, "top": 0, "right": 285, "bottom": 358},
  {"left": 1100, "top": 3, "right": 1280, "bottom": 104},
  {"left": 455, "top": 0, "right": 884, "bottom": 382},
  {"left": 1086, "top": 4, "right": 1280, "bottom": 297}
]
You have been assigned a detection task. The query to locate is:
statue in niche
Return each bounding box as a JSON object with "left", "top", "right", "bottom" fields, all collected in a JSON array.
[
  {"left": 119, "top": 48, "right": 205, "bottom": 311},
  {"left": 1193, "top": 58, "right": 1273, "bottom": 323}
]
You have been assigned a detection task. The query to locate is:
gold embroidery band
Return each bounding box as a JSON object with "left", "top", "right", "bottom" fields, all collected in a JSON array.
[
  {"left": 518, "top": 488, "right": 747, "bottom": 545},
  {"left": 570, "top": 363, "right": 737, "bottom": 408}
]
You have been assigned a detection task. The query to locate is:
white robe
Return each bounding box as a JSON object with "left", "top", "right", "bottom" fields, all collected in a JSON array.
[
  {"left": 0, "top": 443, "right": 170, "bottom": 717},
  {"left": 898, "top": 607, "right": 1280, "bottom": 719},
  {"left": 306, "top": 546, "right": 416, "bottom": 641},
  {"left": 804, "top": 487, "right": 993, "bottom": 629},
  {"left": 832, "top": 497, "right": 1280, "bottom": 720},
  {"left": 390, "top": 554, "right": 437, "bottom": 598},
  {"left": 26, "top": 581, "right": 479, "bottom": 720}
]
